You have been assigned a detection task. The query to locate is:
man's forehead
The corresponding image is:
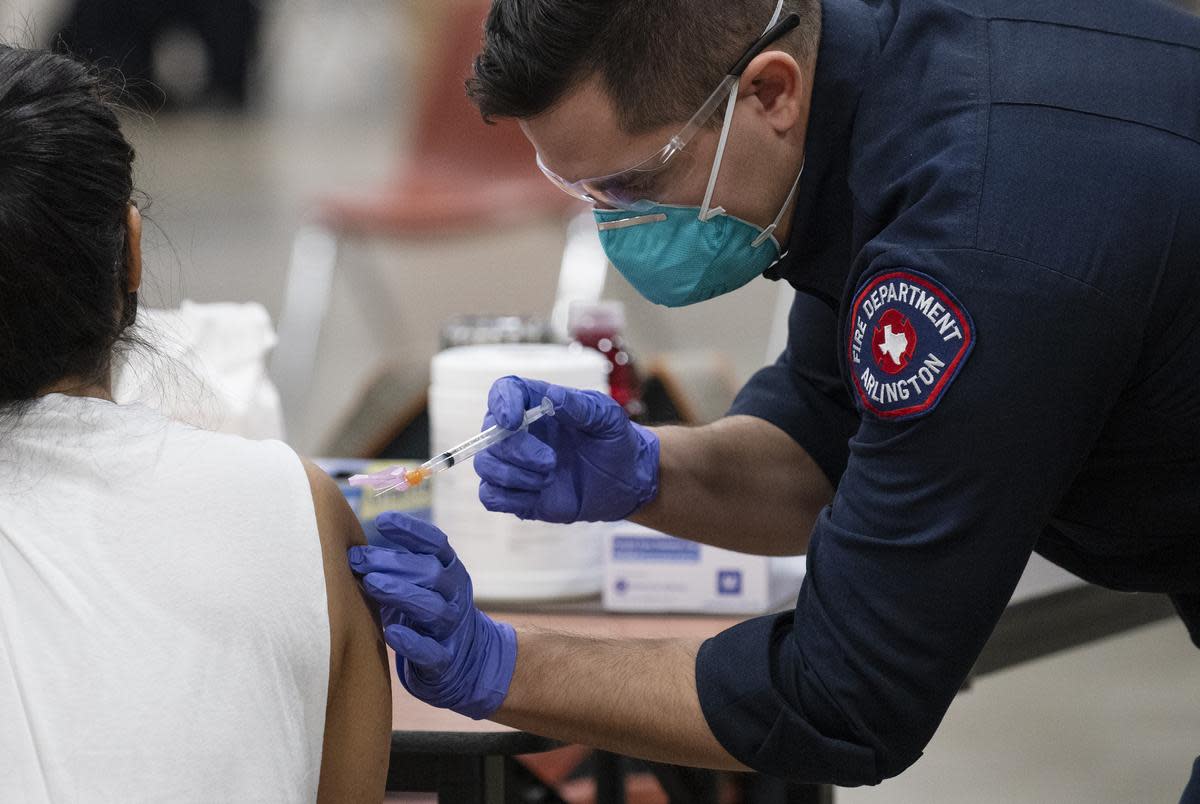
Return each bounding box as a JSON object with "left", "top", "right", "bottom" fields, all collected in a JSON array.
[{"left": 521, "top": 76, "right": 677, "bottom": 183}]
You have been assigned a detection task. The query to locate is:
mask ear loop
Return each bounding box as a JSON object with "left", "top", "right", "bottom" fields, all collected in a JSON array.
[
  {"left": 752, "top": 160, "right": 805, "bottom": 248},
  {"left": 767, "top": 0, "right": 785, "bottom": 27},
  {"left": 699, "top": 79, "right": 740, "bottom": 222},
  {"left": 700, "top": 0, "right": 787, "bottom": 223}
]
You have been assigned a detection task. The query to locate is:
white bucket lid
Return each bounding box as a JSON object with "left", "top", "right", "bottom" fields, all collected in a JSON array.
[
  {"left": 428, "top": 343, "right": 610, "bottom": 601},
  {"left": 432, "top": 343, "right": 610, "bottom": 396}
]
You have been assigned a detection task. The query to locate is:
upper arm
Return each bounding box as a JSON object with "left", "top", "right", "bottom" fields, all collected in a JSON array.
[
  {"left": 697, "top": 253, "right": 1137, "bottom": 784},
  {"left": 302, "top": 459, "right": 391, "bottom": 804},
  {"left": 729, "top": 290, "right": 860, "bottom": 486}
]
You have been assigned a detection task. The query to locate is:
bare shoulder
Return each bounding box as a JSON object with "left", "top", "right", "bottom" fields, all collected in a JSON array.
[
  {"left": 301, "top": 458, "right": 367, "bottom": 551},
  {"left": 300, "top": 458, "right": 391, "bottom": 803}
]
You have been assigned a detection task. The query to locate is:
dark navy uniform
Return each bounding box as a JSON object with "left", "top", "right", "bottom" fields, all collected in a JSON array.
[{"left": 694, "top": 0, "right": 1200, "bottom": 788}]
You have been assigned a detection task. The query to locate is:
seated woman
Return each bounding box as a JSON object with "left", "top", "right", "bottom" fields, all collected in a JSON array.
[{"left": 0, "top": 47, "right": 390, "bottom": 802}]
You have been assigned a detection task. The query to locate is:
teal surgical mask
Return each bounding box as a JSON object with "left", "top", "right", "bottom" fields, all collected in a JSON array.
[
  {"left": 594, "top": 181, "right": 800, "bottom": 307},
  {"left": 593, "top": 71, "right": 804, "bottom": 308}
]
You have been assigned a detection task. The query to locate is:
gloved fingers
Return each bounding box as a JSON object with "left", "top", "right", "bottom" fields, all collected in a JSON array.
[
  {"left": 478, "top": 481, "right": 539, "bottom": 519},
  {"left": 491, "top": 377, "right": 632, "bottom": 438},
  {"left": 488, "top": 376, "right": 545, "bottom": 430},
  {"left": 374, "top": 512, "right": 456, "bottom": 566},
  {"left": 385, "top": 624, "right": 453, "bottom": 676},
  {"left": 487, "top": 376, "right": 568, "bottom": 430},
  {"left": 491, "top": 376, "right": 624, "bottom": 437},
  {"left": 555, "top": 388, "right": 629, "bottom": 436},
  {"left": 359, "top": 573, "right": 457, "bottom": 632},
  {"left": 348, "top": 547, "right": 459, "bottom": 597},
  {"left": 377, "top": 603, "right": 404, "bottom": 632},
  {"left": 474, "top": 450, "right": 553, "bottom": 492},
  {"left": 481, "top": 429, "right": 556, "bottom": 473}
]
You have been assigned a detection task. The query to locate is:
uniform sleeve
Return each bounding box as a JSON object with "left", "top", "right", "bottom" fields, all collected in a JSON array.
[
  {"left": 729, "top": 290, "right": 860, "bottom": 485},
  {"left": 697, "top": 250, "right": 1140, "bottom": 785}
]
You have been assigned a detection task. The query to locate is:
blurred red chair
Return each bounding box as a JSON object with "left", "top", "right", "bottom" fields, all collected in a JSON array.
[
  {"left": 271, "top": 0, "right": 578, "bottom": 428},
  {"left": 317, "top": 3, "right": 571, "bottom": 234}
]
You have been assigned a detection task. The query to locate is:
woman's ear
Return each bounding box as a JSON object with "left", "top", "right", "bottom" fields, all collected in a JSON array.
[{"left": 126, "top": 203, "right": 143, "bottom": 294}]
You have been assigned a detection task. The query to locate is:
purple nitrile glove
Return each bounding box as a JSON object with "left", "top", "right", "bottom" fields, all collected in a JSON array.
[
  {"left": 473, "top": 376, "right": 660, "bottom": 523},
  {"left": 348, "top": 512, "right": 516, "bottom": 720}
]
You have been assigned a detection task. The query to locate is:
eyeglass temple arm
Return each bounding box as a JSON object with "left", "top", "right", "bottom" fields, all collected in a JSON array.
[
  {"left": 550, "top": 10, "right": 804, "bottom": 189},
  {"left": 729, "top": 13, "right": 802, "bottom": 77},
  {"left": 672, "top": 12, "right": 803, "bottom": 149}
]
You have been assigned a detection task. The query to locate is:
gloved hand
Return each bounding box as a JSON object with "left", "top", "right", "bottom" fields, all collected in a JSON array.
[
  {"left": 474, "top": 376, "right": 660, "bottom": 523},
  {"left": 348, "top": 512, "right": 517, "bottom": 720}
]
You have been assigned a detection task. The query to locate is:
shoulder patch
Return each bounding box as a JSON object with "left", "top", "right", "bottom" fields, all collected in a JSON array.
[{"left": 847, "top": 270, "right": 975, "bottom": 421}]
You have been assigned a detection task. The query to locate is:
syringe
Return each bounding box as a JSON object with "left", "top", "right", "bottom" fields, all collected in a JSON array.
[{"left": 348, "top": 396, "right": 556, "bottom": 494}]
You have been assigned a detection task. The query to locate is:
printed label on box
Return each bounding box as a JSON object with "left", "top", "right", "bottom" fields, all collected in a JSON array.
[
  {"left": 612, "top": 536, "right": 701, "bottom": 562},
  {"left": 603, "top": 522, "right": 804, "bottom": 614},
  {"left": 717, "top": 570, "right": 743, "bottom": 596}
]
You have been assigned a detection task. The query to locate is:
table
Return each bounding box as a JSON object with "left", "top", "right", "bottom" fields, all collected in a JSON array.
[
  {"left": 386, "top": 589, "right": 1176, "bottom": 803},
  {"left": 327, "top": 461, "right": 1178, "bottom": 800},
  {"left": 386, "top": 613, "right": 744, "bottom": 803},
  {"left": 386, "top": 647, "right": 559, "bottom": 802}
]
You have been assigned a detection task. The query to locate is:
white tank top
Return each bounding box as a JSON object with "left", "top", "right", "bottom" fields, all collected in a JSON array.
[{"left": 0, "top": 394, "right": 330, "bottom": 803}]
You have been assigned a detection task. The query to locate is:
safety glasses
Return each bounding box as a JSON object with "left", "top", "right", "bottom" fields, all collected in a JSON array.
[{"left": 536, "top": 5, "right": 801, "bottom": 212}]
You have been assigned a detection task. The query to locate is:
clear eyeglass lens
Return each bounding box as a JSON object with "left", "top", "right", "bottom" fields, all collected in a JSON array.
[{"left": 540, "top": 124, "right": 704, "bottom": 210}]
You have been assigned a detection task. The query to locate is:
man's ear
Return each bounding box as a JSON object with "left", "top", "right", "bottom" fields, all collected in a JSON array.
[
  {"left": 126, "top": 203, "right": 143, "bottom": 294},
  {"left": 741, "top": 50, "right": 805, "bottom": 134}
]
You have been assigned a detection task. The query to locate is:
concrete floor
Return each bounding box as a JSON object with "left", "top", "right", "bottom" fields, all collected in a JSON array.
[{"left": 839, "top": 620, "right": 1198, "bottom": 804}]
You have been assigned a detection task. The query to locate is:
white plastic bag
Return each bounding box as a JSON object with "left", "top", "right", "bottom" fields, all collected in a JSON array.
[{"left": 113, "top": 301, "right": 286, "bottom": 441}]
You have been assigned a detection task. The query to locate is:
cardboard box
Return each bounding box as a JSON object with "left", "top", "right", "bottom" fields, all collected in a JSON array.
[{"left": 603, "top": 522, "right": 806, "bottom": 615}]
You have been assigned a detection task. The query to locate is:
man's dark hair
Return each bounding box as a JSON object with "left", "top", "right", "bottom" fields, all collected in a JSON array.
[
  {"left": 467, "top": 0, "right": 821, "bottom": 134},
  {"left": 0, "top": 46, "right": 139, "bottom": 405}
]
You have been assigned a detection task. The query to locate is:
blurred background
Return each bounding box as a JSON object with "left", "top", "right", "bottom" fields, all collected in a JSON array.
[
  {"left": 1, "top": 0, "right": 1197, "bottom": 458},
  {"left": 2, "top": 0, "right": 792, "bottom": 461},
  {"left": 1, "top": 1, "right": 1195, "bottom": 802}
]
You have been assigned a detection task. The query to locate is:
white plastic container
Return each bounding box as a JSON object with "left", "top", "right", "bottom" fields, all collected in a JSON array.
[{"left": 430, "top": 344, "right": 610, "bottom": 602}]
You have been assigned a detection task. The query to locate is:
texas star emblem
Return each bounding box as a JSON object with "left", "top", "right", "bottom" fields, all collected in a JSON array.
[
  {"left": 848, "top": 270, "right": 975, "bottom": 420},
  {"left": 872, "top": 308, "right": 917, "bottom": 375}
]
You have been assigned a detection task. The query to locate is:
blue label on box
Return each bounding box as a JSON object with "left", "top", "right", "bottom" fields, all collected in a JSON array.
[
  {"left": 612, "top": 536, "right": 701, "bottom": 563},
  {"left": 717, "top": 570, "right": 743, "bottom": 596}
]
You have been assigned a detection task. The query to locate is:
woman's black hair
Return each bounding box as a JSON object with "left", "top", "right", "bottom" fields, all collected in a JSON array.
[{"left": 0, "top": 45, "right": 139, "bottom": 405}]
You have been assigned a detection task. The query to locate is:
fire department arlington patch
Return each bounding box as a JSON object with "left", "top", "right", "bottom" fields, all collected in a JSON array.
[{"left": 848, "top": 270, "right": 975, "bottom": 420}]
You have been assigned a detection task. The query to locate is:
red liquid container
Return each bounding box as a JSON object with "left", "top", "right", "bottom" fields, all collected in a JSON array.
[{"left": 568, "top": 301, "right": 646, "bottom": 421}]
